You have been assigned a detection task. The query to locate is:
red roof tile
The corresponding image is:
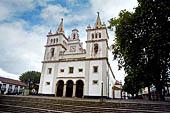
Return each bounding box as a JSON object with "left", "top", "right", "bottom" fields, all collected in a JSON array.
[
  {"left": 112, "top": 86, "right": 122, "bottom": 90},
  {"left": 0, "top": 77, "right": 26, "bottom": 86}
]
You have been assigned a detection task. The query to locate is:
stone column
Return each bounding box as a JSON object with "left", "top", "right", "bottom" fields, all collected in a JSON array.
[
  {"left": 63, "top": 84, "right": 67, "bottom": 97},
  {"left": 73, "top": 84, "right": 76, "bottom": 97}
]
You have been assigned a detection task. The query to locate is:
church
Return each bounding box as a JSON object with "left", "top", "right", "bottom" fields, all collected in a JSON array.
[{"left": 38, "top": 13, "right": 121, "bottom": 98}]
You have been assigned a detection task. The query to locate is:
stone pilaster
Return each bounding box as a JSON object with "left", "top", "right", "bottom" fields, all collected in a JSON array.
[
  {"left": 73, "top": 84, "right": 76, "bottom": 97},
  {"left": 63, "top": 84, "right": 66, "bottom": 97}
]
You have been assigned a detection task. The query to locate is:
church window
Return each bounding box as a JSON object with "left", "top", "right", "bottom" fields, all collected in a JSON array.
[
  {"left": 46, "top": 82, "right": 50, "bottom": 85},
  {"left": 51, "top": 39, "right": 53, "bottom": 44},
  {"left": 60, "top": 69, "right": 64, "bottom": 72},
  {"left": 73, "top": 33, "right": 76, "bottom": 40},
  {"left": 94, "top": 43, "right": 98, "bottom": 54},
  {"left": 48, "top": 68, "right": 52, "bottom": 74},
  {"left": 50, "top": 48, "right": 55, "bottom": 57},
  {"left": 99, "top": 33, "right": 101, "bottom": 38},
  {"left": 93, "top": 66, "right": 98, "bottom": 73},
  {"left": 79, "top": 68, "right": 83, "bottom": 72},
  {"left": 69, "top": 67, "right": 74, "bottom": 73},
  {"left": 92, "top": 33, "right": 94, "bottom": 39},
  {"left": 93, "top": 80, "right": 98, "bottom": 84},
  {"left": 95, "top": 33, "right": 97, "bottom": 38}
]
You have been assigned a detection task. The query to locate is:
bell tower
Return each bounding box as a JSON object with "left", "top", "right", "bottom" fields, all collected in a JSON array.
[
  {"left": 86, "top": 12, "right": 109, "bottom": 58},
  {"left": 43, "top": 18, "right": 68, "bottom": 61}
]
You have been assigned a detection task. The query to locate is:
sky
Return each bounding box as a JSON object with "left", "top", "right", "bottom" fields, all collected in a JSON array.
[{"left": 0, "top": 0, "right": 138, "bottom": 83}]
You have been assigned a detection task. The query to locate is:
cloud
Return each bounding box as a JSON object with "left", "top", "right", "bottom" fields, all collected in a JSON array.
[
  {"left": 68, "top": 0, "right": 78, "bottom": 5},
  {"left": 36, "top": 0, "right": 55, "bottom": 7},
  {"left": 40, "top": 4, "right": 91, "bottom": 26},
  {"left": 0, "top": 68, "right": 19, "bottom": 80},
  {"left": 0, "top": 20, "right": 49, "bottom": 75},
  {"left": 89, "top": 0, "right": 138, "bottom": 21},
  {"left": 0, "top": 0, "right": 35, "bottom": 21}
]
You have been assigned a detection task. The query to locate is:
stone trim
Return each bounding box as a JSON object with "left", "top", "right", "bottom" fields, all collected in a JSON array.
[
  {"left": 86, "top": 39, "right": 107, "bottom": 42},
  {"left": 59, "top": 52, "right": 86, "bottom": 56},
  {"left": 45, "top": 44, "right": 67, "bottom": 50},
  {"left": 86, "top": 39, "right": 109, "bottom": 49},
  {"left": 86, "top": 27, "right": 106, "bottom": 31},
  {"left": 106, "top": 60, "right": 115, "bottom": 79},
  {"left": 42, "top": 57, "right": 108, "bottom": 63},
  {"left": 47, "top": 33, "right": 68, "bottom": 41}
]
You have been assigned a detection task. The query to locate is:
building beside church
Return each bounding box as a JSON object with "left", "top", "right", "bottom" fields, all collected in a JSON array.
[
  {"left": 38, "top": 13, "right": 119, "bottom": 98},
  {"left": 0, "top": 77, "right": 26, "bottom": 95}
]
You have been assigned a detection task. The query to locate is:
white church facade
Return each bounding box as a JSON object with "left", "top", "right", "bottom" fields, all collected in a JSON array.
[{"left": 38, "top": 13, "right": 120, "bottom": 98}]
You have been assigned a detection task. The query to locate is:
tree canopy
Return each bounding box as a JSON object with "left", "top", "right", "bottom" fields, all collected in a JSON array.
[
  {"left": 19, "top": 71, "right": 41, "bottom": 90},
  {"left": 109, "top": 0, "right": 170, "bottom": 100}
]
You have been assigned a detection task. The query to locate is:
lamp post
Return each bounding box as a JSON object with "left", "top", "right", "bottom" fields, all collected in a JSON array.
[{"left": 101, "top": 81, "right": 103, "bottom": 102}]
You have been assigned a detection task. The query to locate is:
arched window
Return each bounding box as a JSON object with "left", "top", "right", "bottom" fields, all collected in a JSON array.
[
  {"left": 73, "top": 33, "right": 76, "bottom": 40},
  {"left": 51, "top": 39, "right": 53, "bottom": 44},
  {"left": 95, "top": 33, "right": 97, "bottom": 38},
  {"left": 92, "top": 33, "right": 94, "bottom": 39},
  {"left": 99, "top": 33, "right": 101, "bottom": 38},
  {"left": 94, "top": 43, "right": 98, "bottom": 54},
  {"left": 53, "top": 39, "right": 55, "bottom": 43},
  {"left": 50, "top": 48, "right": 55, "bottom": 57},
  {"left": 56, "top": 38, "right": 58, "bottom": 43}
]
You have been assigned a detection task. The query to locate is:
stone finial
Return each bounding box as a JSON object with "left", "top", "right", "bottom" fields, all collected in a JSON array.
[
  {"left": 48, "top": 29, "right": 52, "bottom": 34},
  {"left": 87, "top": 24, "right": 91, "bottom": 29}
]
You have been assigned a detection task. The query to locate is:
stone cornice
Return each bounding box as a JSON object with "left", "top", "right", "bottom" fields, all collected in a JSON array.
[
  {"left": 60, "top": 52, "right": 86, "bottom": 56},
  {"left": 86, "top": 39, "right": 109, "bottom": 49},
  {"left": 44, "top": 44, "right": 67, "bottom": 50},
  {"left": 42, "top": 57, "right": 108, "bottom": 63},
  {"left": 47, "top": 33, "right": 68, "bottom": 41},
  {"left": 86, "top": 27, "right": 106, "bottom": 31}
]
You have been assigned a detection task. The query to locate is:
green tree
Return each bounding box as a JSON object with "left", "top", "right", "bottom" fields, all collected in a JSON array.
[
  {"left": 19, "top": 71, "right": 41, "bottom": 90},
  {"left": 109, "top": 0, "right": 170, "bottom": 100}
]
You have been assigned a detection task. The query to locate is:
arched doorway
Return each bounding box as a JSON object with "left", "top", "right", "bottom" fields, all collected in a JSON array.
[
  {"left": 76, "top": 80, "right": 84, "bottom": 98},
  {"left": 56, "top": 80, "right": 64, "bottom": 97},
  {"left": 66, "top": 80, "right": 73, "bottom": 97}
]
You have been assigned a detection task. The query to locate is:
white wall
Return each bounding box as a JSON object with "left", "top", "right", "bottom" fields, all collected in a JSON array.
[{"left": 114, "top": 90, "right": 121, "bottom": 99}]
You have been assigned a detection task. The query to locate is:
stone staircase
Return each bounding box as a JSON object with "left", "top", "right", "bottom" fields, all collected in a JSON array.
[{"left": 0, "top": 95, "right": 170, "bottom": 113}]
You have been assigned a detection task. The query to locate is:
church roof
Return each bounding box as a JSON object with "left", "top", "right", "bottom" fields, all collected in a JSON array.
[
  {"left": 112, "top": 86, "right": 122, "bottom": 90},
  {"left": 94, "top": 12, "right": 102, "bottom": 29},
  {"left": 56, "top": 18, "right": 65, "bottom": 34}
]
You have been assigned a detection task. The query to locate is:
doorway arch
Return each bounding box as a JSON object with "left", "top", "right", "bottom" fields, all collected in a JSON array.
[
  {"left": 66, "top": 80, "right": 73, "bottom": 97},
  {"left": 76, "top": 80, "right": 84, "bottom": 98},
  {"left": 56, "top": 80, "right": 64, "bottom": 97}
]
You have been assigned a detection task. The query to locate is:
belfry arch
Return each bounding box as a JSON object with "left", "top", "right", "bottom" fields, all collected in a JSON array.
[
  {"left": 56, "top": 80, "right": 64, "bottom": 97},
  {"left": 75, "top": 80, "right": 84, "bottom": 98}
]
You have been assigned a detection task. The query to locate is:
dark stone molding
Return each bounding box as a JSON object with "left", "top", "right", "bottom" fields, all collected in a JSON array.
[
  {"left": 38, "top": 93, "right": 55, "bottom": 97},
  {"left": 84, "top": 95, "right": 108, "bottom": 99}
]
